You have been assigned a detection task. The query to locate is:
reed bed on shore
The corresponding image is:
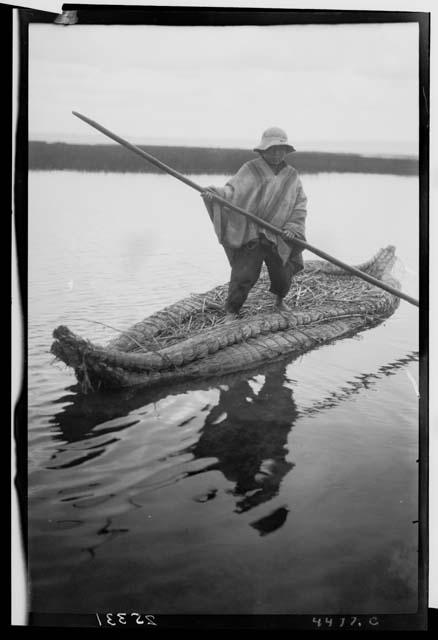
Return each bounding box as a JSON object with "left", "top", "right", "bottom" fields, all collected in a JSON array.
[{"left": 29, "top": 142, "right": 418, "bottom": 176}]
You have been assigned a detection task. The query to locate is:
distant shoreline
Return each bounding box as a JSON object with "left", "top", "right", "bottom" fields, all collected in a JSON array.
[{"left": 28, "top": 141, "right": 418, "bottom": 176}]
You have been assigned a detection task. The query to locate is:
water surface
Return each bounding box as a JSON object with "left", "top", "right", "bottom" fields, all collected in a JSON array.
[{"left": 27, "top": 170, "right": 419, "bottom": 615}]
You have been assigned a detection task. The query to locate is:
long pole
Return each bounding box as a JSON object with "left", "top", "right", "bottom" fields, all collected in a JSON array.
[{"left": 72, "top": 111, "right": 419, "bottom": 308}]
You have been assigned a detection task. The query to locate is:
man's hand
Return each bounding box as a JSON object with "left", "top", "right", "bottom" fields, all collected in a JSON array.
[
  {"left": 201, "top": 187, "right": 218, "bottom": 201},
  {"left": 282, "top": 229, "right": 296, "bottom": 242}
]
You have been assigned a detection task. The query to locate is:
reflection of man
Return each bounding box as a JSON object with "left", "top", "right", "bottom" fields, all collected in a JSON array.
[{"left": 189, "top": 361, "right": 297, "bottom": 518}]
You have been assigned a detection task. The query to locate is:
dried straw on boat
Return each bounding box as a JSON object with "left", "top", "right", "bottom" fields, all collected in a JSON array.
[{"left": 51, "top": 245, "right": 401, "bottom": 392}]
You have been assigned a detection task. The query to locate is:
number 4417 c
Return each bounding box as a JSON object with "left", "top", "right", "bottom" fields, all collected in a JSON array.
[{"left": 312, "top": 616, "right": 379, "bottom": 629}]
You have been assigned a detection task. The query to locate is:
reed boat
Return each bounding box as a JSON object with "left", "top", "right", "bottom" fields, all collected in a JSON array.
[{"left": 51, "top": 245, "right": 401, "bottom": 393}]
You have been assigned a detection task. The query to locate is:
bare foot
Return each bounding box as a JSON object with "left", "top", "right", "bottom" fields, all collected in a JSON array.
[{"left": 275, "top": 297, "right": 290, "bottom": 312}]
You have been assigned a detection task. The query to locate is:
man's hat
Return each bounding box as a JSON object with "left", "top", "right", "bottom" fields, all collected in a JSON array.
[{"left": 253, "top": 127, "right": 295, "bottom": 153}]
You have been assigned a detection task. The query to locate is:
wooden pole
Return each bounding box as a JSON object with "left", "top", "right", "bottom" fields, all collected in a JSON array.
[{"left": 72, "top": 111, "right": 419, "bottom": 308}]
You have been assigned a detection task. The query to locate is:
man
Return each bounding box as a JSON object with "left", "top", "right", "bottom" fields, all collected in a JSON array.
[{"left": 202, "top": 127, "right": 307, "bottom": 320}]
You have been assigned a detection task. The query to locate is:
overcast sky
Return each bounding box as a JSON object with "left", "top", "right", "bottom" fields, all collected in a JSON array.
[{"left": 29, "top": 22, "right": 419, "bottom": 155}]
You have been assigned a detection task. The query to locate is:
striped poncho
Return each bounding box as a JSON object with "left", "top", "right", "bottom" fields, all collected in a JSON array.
[{"left": 204, "top": 157, "right": 307, "bottom": 267}]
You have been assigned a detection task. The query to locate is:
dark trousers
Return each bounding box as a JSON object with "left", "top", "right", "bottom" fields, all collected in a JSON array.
[{"left": 224, "top": 237, "right": 298, "bottom": 314}]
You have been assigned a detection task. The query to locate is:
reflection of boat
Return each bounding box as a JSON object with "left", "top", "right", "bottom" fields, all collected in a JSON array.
[
  {"left": 300, "top": 350, "right": 419, "bottom": 417},
  {"left": 51, "top": 246, "right": 400, "bottom": 392},
  {"left": 50, "top": 350, "right": 417, "bottom": 529},
  {"left": 52, "top": 348, "right": 417, "bottom": 444},
  {"left": 49, "top": 385, "right": 147, "bottom": 444},
  {"left": 51, "top": 361, "right": 295, "bottom": 444}
]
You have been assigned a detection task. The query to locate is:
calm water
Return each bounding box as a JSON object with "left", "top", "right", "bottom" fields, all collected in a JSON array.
[{"left": 26, "top": 170, "right": 419, "bottom": 616}]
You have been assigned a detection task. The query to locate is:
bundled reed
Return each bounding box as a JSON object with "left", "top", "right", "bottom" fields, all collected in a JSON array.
[{"left": 133, "top": 266, "right": 391, "bottom": 352}]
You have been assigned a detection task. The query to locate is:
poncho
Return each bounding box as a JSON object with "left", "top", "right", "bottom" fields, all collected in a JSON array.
[{"left": 204, "top": 157, "right": 307, "bottom": 266}]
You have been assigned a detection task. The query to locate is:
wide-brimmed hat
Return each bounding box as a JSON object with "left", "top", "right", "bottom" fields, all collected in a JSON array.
[{"left": 253, "top": 127, "right": 295, "bottom": 153}]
